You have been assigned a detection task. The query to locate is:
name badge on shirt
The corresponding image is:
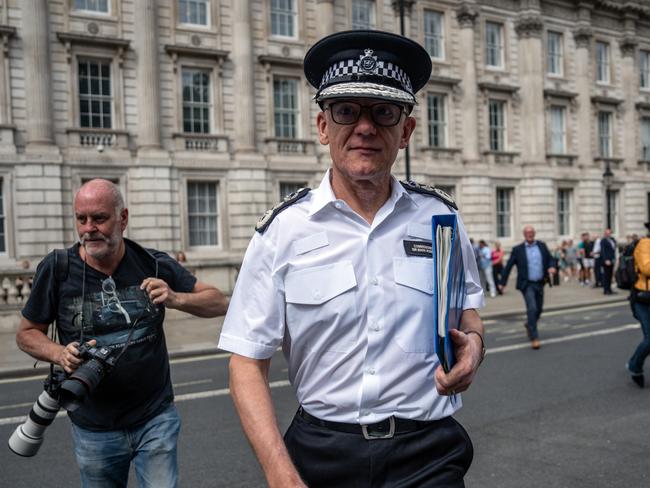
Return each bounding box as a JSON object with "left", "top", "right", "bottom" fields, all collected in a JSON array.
[{"left": 403, "top": 240, "right": 433, "bottom": 258}]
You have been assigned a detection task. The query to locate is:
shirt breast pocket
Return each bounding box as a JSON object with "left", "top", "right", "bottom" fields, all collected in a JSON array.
[
  {"left": 285, "top": 261, "right": 359, "bottom": 353},
  {"left": 393, "top": 257, "right": 435, "bottom": 353}
]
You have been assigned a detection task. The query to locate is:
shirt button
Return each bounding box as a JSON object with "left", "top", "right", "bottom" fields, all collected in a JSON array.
[
  {"left": 371, "top": 277, "right": 379, "bottom": 286},
  {"left": 367, "top": 368, "right": 375, "bottom": 375},
  {"left": 334, "top": 202, "right": 342, "bottom": 209},
  {"left": 313, "top": 290, "right": 321, "bottom": 300}
]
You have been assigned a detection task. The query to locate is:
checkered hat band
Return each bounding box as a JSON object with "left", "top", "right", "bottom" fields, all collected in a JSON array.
[
  {"left": 317, "top": 82, "right": 416, "bottom": 104},
  {"left": 319, "top": 59, "right": 413, "bottom": 93}
]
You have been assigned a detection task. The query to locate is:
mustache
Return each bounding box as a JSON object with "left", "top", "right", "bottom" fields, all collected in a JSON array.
[{"left": 80, "top": 233, "right": 109, "bottom": 245}]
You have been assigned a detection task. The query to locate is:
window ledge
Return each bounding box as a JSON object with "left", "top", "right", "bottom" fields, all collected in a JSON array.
[
  {"left": 639, "top": 160, "right": 650, "bottom": 169},
  {"left": 594, "top": 157, "right": 623, "bottom": 171},
  {"left": 265, "top": 138, "right": 315, "bottom": 155},
  {"left": 164, "top": 44, "right": 228, "bottom": 61},
  {"left": 258, "top": 54, "right": 303, "bottom": 68},
  {"left": 482, "top": 150, "right": 519, "bottom": 164},
  {"left": 546, "top": 154, "right": 577, "bottom": 166},
  {"left": 56, "top": 31, "right": 130, "bottom": 50},
  {"left": 172, "top": 132, "right": 229, "bottom": 153},
  {"left": 66, "top": 127, "right": 129, "bottom": 150}
]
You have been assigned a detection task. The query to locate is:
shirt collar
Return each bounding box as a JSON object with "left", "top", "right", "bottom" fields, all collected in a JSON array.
[
  {"left": 525, "top": 240, "right": 538, "bottom": 248},
  {"left": 308, "top": 169, "right": 413, "bottom": 217}
]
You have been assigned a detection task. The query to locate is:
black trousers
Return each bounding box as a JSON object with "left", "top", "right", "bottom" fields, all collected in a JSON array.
[
  {"left": 602, "top": 263, "right": 613, "bottom": 293},
  {"left": 284, "top": 413, "right": 473, "bottom": 488}
]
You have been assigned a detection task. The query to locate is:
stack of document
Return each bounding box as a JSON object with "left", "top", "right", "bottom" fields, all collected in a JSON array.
[{"left": 432, "top": 214, "right": 466, "bottom": 373}]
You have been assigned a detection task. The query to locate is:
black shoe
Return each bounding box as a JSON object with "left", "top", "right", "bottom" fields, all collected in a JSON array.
[{"left": 626, "top": 362, "right": 644, "bottom": 388}]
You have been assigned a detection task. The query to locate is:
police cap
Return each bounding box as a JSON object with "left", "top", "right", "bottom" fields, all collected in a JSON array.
[{"left": 304, "top": 30, "right": 432, "bottom": 105}]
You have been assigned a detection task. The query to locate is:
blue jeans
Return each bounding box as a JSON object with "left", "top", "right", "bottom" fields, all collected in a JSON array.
[
  {"left": 71, "top": 403, "right": 181, "bottom": 488},
  {"left": 629, "top": 301, "right": 650, "bottom": 374},
  {"left": 522, "top": 282, "right": 544, "bottom": 340}
]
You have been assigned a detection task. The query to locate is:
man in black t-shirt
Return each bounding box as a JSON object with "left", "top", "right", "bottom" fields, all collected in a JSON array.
[{"left": 17, "top": 179, "right": 229, "bottom": 487}]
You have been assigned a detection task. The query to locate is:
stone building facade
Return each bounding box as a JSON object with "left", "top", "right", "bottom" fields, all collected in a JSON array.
[{"left": 0, "top": 0, "right": 650, "bottom": 292}]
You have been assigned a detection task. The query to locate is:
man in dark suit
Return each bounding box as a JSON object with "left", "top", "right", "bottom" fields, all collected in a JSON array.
[
  {"left": 600, "top": 228, "right": 617, "bottom": 295},
  {"left": 499, "top": 225, "right": 556, "bottom": 349}
]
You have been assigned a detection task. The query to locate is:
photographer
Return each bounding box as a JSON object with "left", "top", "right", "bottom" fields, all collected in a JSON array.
[{"left": 16, "top": 179, "right": 228, "bottom": 487}]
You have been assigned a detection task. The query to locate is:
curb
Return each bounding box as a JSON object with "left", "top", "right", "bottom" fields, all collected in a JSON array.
[{"left": 481, "top": 296, "right": 628, "bottom": 320}]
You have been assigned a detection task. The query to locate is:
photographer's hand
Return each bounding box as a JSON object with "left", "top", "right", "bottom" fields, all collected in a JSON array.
[
  {"left": 61, "top": 340, "right": 97, "bottom": 374},
  {"left": 141, "top": 277, "right": 177, "bottom": 307}
]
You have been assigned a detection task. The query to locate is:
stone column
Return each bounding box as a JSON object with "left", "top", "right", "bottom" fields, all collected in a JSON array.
[
  {"left": 316, "top": 0, "right": 334, "bottom": 40},
  {"left": 456, "top": 3, "right": 479, "bottom": 163},
  {"left": 515, "top": 15, "right": 545, "bottom": 164},
  {"left": 21, "top": 0, "right": 54, "bottom": 147},
  {"left": 135, "top": 0, "right": 161, "bottom": 149},
  {"left": 573, "top": 26, "right": 593, "bottom": 168},
  {"left": 620, "top": 13, "right": 638, "bottom": 170},
  {"left": 233, "top": 0, "right": 256, "bottom": 153}
]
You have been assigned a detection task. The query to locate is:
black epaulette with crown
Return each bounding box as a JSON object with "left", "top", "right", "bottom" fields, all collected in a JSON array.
[
  {"left": 400, "top": 180, "right": 458, "bottom": 210},
  {"left": 255, "top": 188, "right": 311, "bottom": 234}
]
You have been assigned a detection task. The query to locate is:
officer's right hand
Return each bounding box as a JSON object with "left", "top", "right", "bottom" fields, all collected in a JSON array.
[{"left": 57, "top": 339, "right": 97, "bottom": 373}]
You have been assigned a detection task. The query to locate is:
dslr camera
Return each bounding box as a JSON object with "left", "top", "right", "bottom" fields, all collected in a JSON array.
[{"left": 8, "top": 343, "right": 117, "bottom": 457}]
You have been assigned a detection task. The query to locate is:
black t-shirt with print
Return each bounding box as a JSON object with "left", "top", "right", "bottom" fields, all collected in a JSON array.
[{"left": 22, "top": 239, "right": 197, "bottom": 431}]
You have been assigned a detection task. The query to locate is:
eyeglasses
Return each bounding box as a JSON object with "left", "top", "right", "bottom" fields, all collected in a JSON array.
[
  {"left": 324, "top": 101, "right": 406, "bottom": 127},
  {"left": 101, "top": 276, "right": 131, "bottom": 325}
]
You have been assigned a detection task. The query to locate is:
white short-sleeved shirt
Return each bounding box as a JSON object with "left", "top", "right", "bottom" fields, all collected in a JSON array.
[{"left": 219, "top": 170, "right": 484, "bottom": 423}]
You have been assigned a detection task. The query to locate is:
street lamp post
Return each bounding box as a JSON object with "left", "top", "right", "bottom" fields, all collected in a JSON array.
[
  {"left": 602, "top": 161, "right": 614, "bottom": 230},
  {"left": 397, "top": 0, "right": 411, "bottom": 181}
]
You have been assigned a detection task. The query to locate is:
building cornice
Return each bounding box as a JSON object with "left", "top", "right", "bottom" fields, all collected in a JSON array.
[
  {"left": 544, "top": 88, "right": 578, "bottom": 99},
  {"left": 56, "top": 32, "right": 130, "bottom": 50},
  {"left": 478, "top": 82, "right": 519, "bottom": 94},
  {"left": 258, "top": 55, "right": 303, "bottom": 68},
  {"left": 164, "top": 45, "right": 229, "bottom": 61},
  {"left": 591, "top": 95, "right": 623, "bottom": 106},
  {"left": 429, "top": 75, "right": 462, "bottom": 86}
]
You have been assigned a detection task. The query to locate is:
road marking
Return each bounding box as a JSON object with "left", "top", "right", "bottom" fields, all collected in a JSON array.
[
  {"left": 170, "top": 352, "right": 231, "bottom": 364},
  {"left": 0, "top": 380, "right": 292, "bottom": 427},
  {"left": 487, "top": 323, "right": 639, "bottom": 354},
  {"left": 174, "top": 379, "right": 213, "bottom": 388}
]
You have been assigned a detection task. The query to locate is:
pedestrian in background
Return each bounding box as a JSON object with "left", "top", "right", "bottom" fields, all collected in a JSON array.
[
  {"left": 219, "top": 30, "right": 485, "bottom": 487},
  {"left": 479, "top": 240, "right": 497, "bottom": 298},
  {"left": 491, "top": 241, "right": 505, "bottom": 295},
  {"left": 600, "top": 228, "right": 617, "bottom": 295},
  {"left": 627, "top": 223, "right": 650, "bottom": 388},
  {"left": 578, "top": 232, "right": 594, "bottom": 286},
  {"left": 499, "top": 225, "right": 556, "bottom": 349}
]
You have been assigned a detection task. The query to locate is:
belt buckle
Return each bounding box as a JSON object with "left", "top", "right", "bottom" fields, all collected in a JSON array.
[{"left": 362, "top": 417, "right": 395, "bottom": 440}]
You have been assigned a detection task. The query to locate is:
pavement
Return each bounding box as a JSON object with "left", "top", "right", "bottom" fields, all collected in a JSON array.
[{"left": 0, "top": 277, "right": 628, "bottom": 378}]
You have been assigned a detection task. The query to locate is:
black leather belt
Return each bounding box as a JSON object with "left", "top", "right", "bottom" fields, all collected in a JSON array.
[{"left": 297, "top": 407, "right": 435, "bottom": 440}]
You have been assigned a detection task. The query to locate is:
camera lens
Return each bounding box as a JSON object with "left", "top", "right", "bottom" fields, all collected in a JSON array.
[
  {"left": 8, "top": 390, "right": 61, "bottom": 457},
  {"left": 58, "top": 359, "right": 106, "bottom": 411}
]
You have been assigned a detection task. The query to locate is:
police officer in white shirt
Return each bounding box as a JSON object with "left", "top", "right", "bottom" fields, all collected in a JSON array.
[{"left": 218, "top": 30, "right": 486, "bottom": 488}]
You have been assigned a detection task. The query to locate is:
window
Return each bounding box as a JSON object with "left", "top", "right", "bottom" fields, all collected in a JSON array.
[
  {"left": 549, "top": 105, "right": 566, "bottom": 154},
  {"left": 187, "top": 181, "right": 219, "bottom": 247},
  {"left": 598, "top": 111, "right": 613, "bottom": 158},
  {"left": 488, "top": 100, "right": 506, "bottom": 151},
  {"left": 557, "top": 189, "right": 572, "bottom": 236},
  {"left": 271, "top": 0, "right": 296, "bottom": 37},
  {"left": 596, "top": 41, "right": 610, "bottom": 83},
  {"left": 547, "top": 31, "right": 563, "bottom": 76},
  {"left": 182, "top": 68, "right": 211, "bottom": 134},
  {"left": 496, "top": 188, "right": 513, "bottom": 239},
  {"left": 641, "top": 51, "right": 650, "bottom": 89},
  {"left": 273, "top": 78, "right": 299, "bottom": 139},
  {"left": 427, "top": 93, "right": 447, "bottom": 148},
  {"left": 351, "top": 0, "right": 375, "bottom": 30},
  {"left": 423, "top": 10, "right": 444, "bottom": 59},
  {"left": 279, "top": 181, "right": 307, "bottom": 200},
  {"left": 485, "top": 22, "right": 503, "bottom": 68},
  {"left": 179, "top": 0, "right": 209, "bottom": 26},
  {"left": 0, "top": 181, "right": 5, "bottom": 253},
  {"left": 74, "top": 0, "right": 108, "bottom": 13},
  {"left": 642, "top": 117, "right": 650, "bottom": 160},
  {"left": 79, "top": 59, "right": 112, "bottom": 129}
]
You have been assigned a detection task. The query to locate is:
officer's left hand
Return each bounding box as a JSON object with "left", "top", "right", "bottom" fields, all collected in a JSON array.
[
  {"left": 434, "top": 329, "right": 482, "bottom": 396},
  {"left": 141, "top": 277, "right": 178, "bottom": 307}
]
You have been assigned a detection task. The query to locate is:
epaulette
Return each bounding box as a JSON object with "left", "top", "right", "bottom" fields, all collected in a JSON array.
[
  {"left": 255, "top": 188, "right": 311, "bottom": 233},
  {"left": 400, "top": 180, "right": 458, "bottom": 210}
]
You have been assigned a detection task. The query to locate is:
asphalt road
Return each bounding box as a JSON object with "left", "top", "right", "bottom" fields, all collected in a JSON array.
[{"left": 0, "top": 302, "right": 647, "bottom": 487}]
